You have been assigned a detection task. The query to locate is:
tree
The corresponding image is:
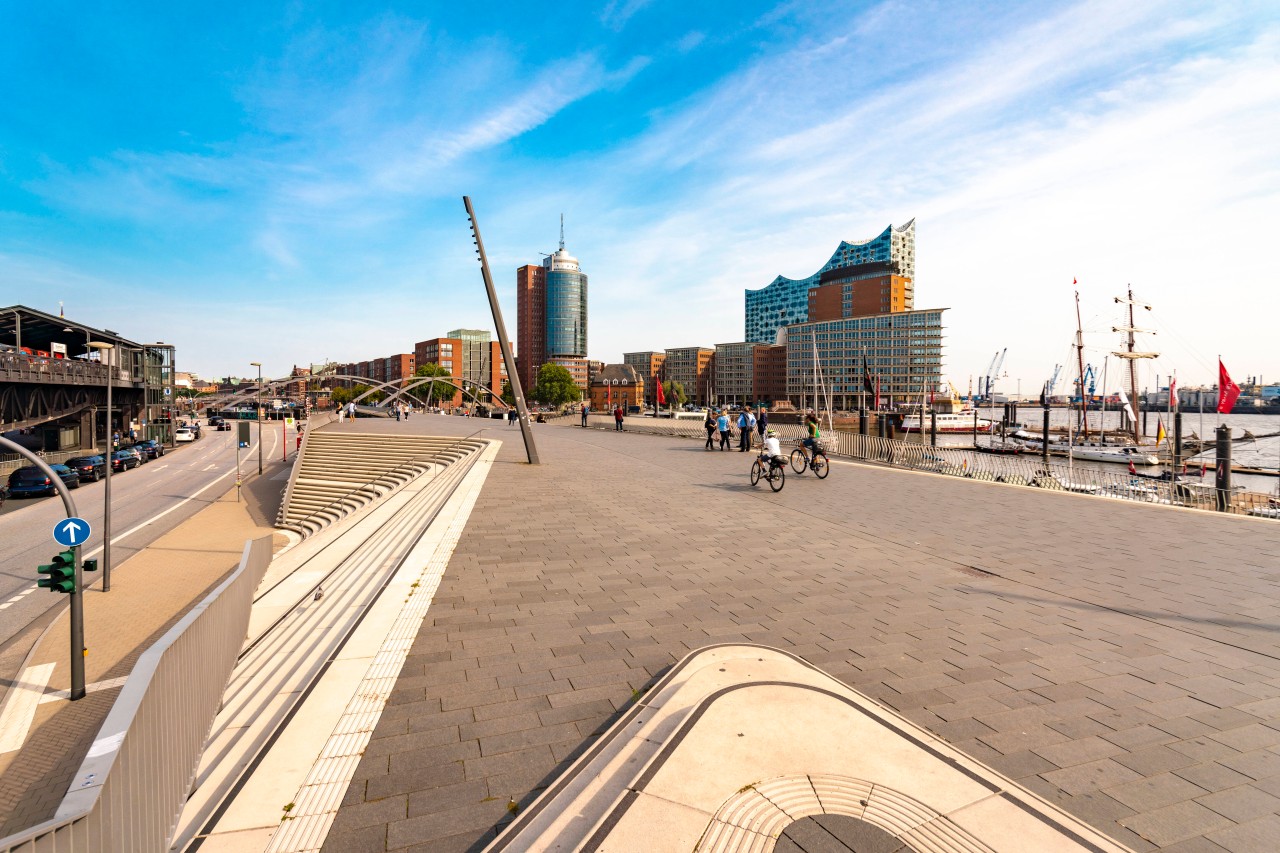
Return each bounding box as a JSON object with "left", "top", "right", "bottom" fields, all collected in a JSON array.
[
  {"left": 500, "top": 380, "right": 516, "bottom": 407},
  {"left": 531, "top": 363, "right": 580, "bottom": 408},
  {"left": 413, "top": 363, "right": 457, "bottom": 405},
  {"left": 329, "top": 386, "right": 353, "bottom": 405},
  {"left": 662, "top": 380, "right": 688, "bottom": 408}
]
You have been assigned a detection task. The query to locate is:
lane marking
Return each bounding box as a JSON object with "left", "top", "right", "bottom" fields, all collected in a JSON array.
[
  {"left": 40, "top": 675, "right": 129, "bottom": 704},
  {"left": 0, "top": 663, "right": 56, "bottom": 753}
]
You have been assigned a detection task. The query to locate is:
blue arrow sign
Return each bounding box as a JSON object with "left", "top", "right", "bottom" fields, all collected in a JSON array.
[{"left": 53, "top": 517, "right": 92, "bottom": 548}]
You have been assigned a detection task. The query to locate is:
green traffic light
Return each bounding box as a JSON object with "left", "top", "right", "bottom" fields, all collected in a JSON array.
[{"left": 37, "top": 550, "right": 76, "bottom": 594}]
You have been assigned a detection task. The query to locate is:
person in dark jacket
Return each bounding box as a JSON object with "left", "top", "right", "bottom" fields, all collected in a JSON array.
[
  {"left": 704, "top": 410, "right": 716, "bottom": 450},
  {"left": 613, "top": 405, "right": 624, "bottom": 431}
]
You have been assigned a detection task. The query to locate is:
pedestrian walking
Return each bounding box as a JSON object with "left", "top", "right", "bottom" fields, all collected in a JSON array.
[
  {"left": 717, "top": 411, "right": 731, "bottom": 450},
  {"left": 614, "top": 405, "right": 624, "bottom": 431},
  {"left": 394, "top": 404, "right": 402, "bottom": 421},
  {"left": 757, "top": 407, "right": 768, "bottom": 440},
  {"left": 508, "top": 408, "right": 517, "bottom": 427},
  {"left": 581, "top": 403, "right": 589, "bottom": 427},
  {"left": 704, "top": 410, "right": 716, "bottom": 450},
  {"left": 337, "top": 406, "right": 345, "bottom": 423},
  {"left": 737, "top": 407, "right": 756, "bottom": 452}
]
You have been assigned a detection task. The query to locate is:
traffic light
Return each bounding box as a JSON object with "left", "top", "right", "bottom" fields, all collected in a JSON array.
[{"left": 37, "top": 550, "right": 77, "bottom": 594}]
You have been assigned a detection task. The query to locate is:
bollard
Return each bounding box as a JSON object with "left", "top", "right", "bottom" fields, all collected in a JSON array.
[
  {"left": 887, "top": 414, "right": 898, "bottom": 442},
  {"left": 1173, "top": 411, "right": 1182, "bottom": 474},
  {"left": 1215, "top": 425, "right": 1232, "bottom": 512},
  {"left": 858, "top": 409, "right": 868, "bottom": 436},
  {"left": 1042, "top": 406, "right": 1050, "bottom": 464},
  {"left": 930, "top": 411, "right": 937, "bottom": 447}
]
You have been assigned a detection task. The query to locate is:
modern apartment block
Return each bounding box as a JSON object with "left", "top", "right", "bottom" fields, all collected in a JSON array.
[
  {"left": 414, "top": 337, "right": 465, "bottom": 407},
  {"left": 623, "top": 351, "right": 666, "bottom": 407},
  {"left": 752, "top": 345, "right": 787, "bottom": 404},
  {"left": 382, "top": 353, "right": 416, "bottom": 383},
  {"left": 516, "top": 223, "right": 588, "bottom": 394},
  {"left": 712, "top": 342, "right": 755, "bottom": 406},
  {"left": 785, "top": 309, "right": 946, "bottom": 410},
  {"left": 663, "top": 346, "right": 715, "bottom": 406},
  {"left": 445, "top": 329, "right": 507, "bottom": 398},
  {"left": 745, "top": 220, "right": 915, "bottom": 344}
]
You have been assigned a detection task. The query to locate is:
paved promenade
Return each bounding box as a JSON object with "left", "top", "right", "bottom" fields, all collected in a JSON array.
[{"left": 324, "top": 416, "right": 1280, "bottom": 852}]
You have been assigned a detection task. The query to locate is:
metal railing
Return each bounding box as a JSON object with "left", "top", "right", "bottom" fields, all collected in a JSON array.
[
  {"left": 0, "top": 352, "right": 130, "bottom": 386},
  {"left": 0, "top": 534, "right": 275, "bottom": 853},
  {"left": 550, "top": 414, "right": 1278, "bottom": 520}
]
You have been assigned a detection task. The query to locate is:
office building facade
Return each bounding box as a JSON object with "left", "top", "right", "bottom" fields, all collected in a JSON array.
[
  {"left": 745, "top": 220, "right": 915, "bottom": 344},
  {"left": 785, "top": 308, "right": 946, "bottom": 410},
  {"left": 623, "top": 352, "right": 665, "bottom": 407},
  {"left": 712, "top": 342, "right": 755, "bottom": 406},
  {"left": 664, "top": 347, "right": 715, "bottom": 406},
  {"left": 516, "top": 226, "right": 588, "bottom": 394}
]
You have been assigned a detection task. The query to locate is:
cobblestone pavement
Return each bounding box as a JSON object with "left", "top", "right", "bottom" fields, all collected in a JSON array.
[{"left": 327, "top": 416, "right": 1280, "bottom": 853}]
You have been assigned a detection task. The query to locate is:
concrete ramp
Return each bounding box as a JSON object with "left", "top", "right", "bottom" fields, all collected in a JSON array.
[{"left": 276, "top": 430, "right": 485, "bottom": 536}]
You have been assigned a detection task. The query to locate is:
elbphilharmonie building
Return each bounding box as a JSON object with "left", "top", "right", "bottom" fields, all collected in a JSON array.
[{"left": 745, "top": 220, "right": 916, "bottom": 344}]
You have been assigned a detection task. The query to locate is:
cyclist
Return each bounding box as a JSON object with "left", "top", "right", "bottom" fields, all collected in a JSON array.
[
  {"left": 761, "top": 429, "right": 785, "bottom": 469},
  {"left": 802, "top": 410, "right": 821, "bottom": 460}
]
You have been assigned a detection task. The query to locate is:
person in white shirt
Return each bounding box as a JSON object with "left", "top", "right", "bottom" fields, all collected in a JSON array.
[{"left": 761, "top": 429, "right": 783, "bottom": 467}]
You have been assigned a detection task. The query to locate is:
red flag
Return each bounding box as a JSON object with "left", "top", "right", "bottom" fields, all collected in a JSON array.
[
  {"left": 874, "top": 377, "right": 881, "bottom": 411},
  {"left": 1128, "top": 460, "right": 1136, "bottom": 475},
  {"left": 1217, "top": 360, "right": 1240, "bottom": 414},
  {"left": 1169, "top": 377, "right": 1178, "bottom": 408},
  {"left": 655, "top": 379, "right": 666, "bottom": 405}
]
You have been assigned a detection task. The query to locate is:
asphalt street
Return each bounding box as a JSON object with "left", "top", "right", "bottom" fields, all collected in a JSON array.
[{"left": 0, "top": 421, "right": 283, "bottom": 649}]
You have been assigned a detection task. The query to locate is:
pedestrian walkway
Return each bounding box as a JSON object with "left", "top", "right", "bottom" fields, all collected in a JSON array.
[
  {"left": 0, "top": 460, "right": 289, "bottom": 835},
  {"left": 323, "top": 415, "right": 1280, "bottom": 852}
]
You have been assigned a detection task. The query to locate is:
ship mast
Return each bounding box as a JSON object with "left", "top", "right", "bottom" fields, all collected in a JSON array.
[
  {"left": 1112, "top": 286, "right": 1158, "bottom": 445},
  {"left": 1074, "top": 290, "right": 1089, "bottom": 438}
]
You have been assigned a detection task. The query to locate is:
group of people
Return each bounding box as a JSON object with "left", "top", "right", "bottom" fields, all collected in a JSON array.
[{"left": 704, "top": 405, "right": 770, "bottom": 452}]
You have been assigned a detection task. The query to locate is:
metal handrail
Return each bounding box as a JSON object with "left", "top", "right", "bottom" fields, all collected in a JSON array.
[{"left": 0, "top": 534, "right": 274, "bottom": 852}]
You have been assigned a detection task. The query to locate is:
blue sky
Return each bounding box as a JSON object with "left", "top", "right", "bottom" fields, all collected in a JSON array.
[{"left": 2, "top": 1, "right": 1277, "bottom": 392}]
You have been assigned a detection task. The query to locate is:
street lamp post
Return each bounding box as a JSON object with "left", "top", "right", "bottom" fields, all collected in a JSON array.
[
  {"left": 250, "top": 362, "right": 263, "bottom": 475},
  {"left": 85, "top": 341, "right": 114, "bottom": 592}
]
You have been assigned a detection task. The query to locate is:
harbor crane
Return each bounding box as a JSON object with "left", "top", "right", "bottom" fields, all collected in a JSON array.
[
  {"left": 1046, "top": 363, "right": 1063, "bottom": 397},
  {"left": 980, "top": 348, "right": 1007, "bottom": 401}
]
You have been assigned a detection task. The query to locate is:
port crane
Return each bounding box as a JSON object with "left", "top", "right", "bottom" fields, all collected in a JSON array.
[
  {"left": 980, "top": 348, "right": 1007, "bottom": 401},
  {"left": 1071, "top": 364, "right": 1097, "bottom": 402},
  {"left": 1046, "top": 363, "right": 1063, "bottom": 397}
]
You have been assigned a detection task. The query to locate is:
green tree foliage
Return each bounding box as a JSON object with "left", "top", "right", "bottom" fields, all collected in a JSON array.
[
  {"left": 500, "top": 380, "right": 516, "bottom": 407},
  {"left": 662, "top": 380, "right": 687, "bottom": 408},
  {"left": 329, "top": 386, "right": 353, "bottom": 405},
  {"left": 531, "top": 363, "right": 580, "bottom": 408},
  {"left": 413, "top": 363, "right": 457, "bottom": 404}
]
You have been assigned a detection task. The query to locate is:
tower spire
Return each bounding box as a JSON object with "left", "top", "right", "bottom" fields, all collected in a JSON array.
[{"left": 559, "top": 213, "right": 565, "bottom": 251}]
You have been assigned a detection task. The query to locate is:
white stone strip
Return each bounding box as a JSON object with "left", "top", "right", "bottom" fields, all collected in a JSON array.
[
  {"left": 264, "top": 442, "right": 498, "bottom": 853},
  {"left": 0, "top": 663, "right": 56, "bottom": 753},
  {"left": 39, "top": 675, "right": 129, "bottom": 704}
]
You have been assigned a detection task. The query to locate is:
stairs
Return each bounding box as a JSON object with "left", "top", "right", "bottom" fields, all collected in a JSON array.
[{"left": 276, "top": 431, "right": 487, "bottom": 537}]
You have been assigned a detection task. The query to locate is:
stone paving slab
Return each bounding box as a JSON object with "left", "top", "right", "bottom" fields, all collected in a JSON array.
[{"left": 325, "top": 415, "right": 1280, "bottom": 852}]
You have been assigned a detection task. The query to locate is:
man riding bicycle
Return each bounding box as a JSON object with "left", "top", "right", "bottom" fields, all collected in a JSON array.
[
  {"left": 802, "top": 410, "right": 821, "bottom": 459},
  {"left": 761, "top": 429, "right": 784, "bottom": 468}
]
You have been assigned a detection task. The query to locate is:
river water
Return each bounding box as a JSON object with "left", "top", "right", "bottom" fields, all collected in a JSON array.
[{"left": 919, "top": 408, "right": 1280, "bottom": 495}]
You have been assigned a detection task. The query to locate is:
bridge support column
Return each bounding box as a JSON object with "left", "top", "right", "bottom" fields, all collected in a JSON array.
[{"left": 80, "top": 408, "right": 95, "bottom": 450}]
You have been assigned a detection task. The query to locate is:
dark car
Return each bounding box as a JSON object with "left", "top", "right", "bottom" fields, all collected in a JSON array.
[
  {"left": 216, "top": 421, "right": 232, "bottom": 431},
  {"left": 111, "top": 449, "right": 141, "bottom": 472},
  {"left": 7, "top": 464, "right": 80, "bottom": 497},
  {"left": 208, "top": 416, "right": 225, "bottom": 427},
  {"left": 134, "top": 439, "right": 164, "bottom": 459},
  {"left": 64, "top": 455, "right": 107, "bottom": 482}
]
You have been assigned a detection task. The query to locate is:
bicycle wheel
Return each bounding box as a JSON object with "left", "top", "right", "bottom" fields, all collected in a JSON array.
[
  {"left": 750, "top": 459, "right": 763, "bottom": 486},
  {"left": 769, "top": 465, "right": 785, "bottom": 492},
  {"left": 812, "top": 452, "right": 830, "bottom": 479},
  {"left": 789, "top": 448, "right": 808, "bottom": 474}
]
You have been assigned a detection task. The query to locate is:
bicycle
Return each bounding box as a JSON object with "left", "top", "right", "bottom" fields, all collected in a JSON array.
[
  {"left": 790, "top": 442, "right": 830, "bottom": 479},
  {"left": 750, "top": 452, "right": 786, "bottom": 492}
]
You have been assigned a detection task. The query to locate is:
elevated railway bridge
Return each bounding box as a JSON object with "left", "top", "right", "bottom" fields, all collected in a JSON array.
[{"left": 1, "top": 305, "right": 175, "bottom": 454}]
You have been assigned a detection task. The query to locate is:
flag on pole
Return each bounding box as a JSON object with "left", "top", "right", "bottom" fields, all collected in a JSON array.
[
  {"left": 1038, "top": 381, "right": 1049, "bottom": 407},
  {"left": 1217, "top": 359, "right": 1240, "bottom": 414},
  {"left": 1169, "top": 377, "right": 1178, "bottom": 408},
  {"left": 874, "top": 377, "right": 881, "bottom": 411},
  {"left": 1156, "top": 417, "right": 1167, "bottom": 445},
  {"left": 862, "top": 357, "right": 875, "bottom": 396},
  {"left": 1128, "top": 459, "right": 1136, "bottom": 475},
  {"left": 655, "top": 379, "right": 666, "bottom": 406}
]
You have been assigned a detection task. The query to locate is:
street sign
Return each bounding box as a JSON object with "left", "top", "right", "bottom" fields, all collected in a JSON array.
[
  {"left": 52, "top": 517, "right": 92, "bottom": 548},
  {"left": 164, "top": 387, "right": 172, "bottom": 396}
]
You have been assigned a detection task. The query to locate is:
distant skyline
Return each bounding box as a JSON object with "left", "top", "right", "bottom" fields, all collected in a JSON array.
[{"left": 2, "top": 2, "right": 1277, "bottom": 393}]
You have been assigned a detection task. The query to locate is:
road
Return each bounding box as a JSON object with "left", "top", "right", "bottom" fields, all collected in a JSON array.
[{"left": 0, "top": 422, "right": 283, "bottom": 649}]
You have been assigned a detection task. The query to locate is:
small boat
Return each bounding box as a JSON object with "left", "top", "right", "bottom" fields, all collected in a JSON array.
[
  {"left": 900, "top": 410, "right": 994, "bottom": 433},
  {"left": 1021, "top": 438, "right": 1159, "bottom": 466},
  {"left": 973, "top": 443, "right": 1023, "bottom": 455}
]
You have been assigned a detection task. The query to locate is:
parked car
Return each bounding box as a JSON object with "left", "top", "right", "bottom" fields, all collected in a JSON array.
[
  {"left": 111, "top": 449, "right": 141, "bottom": 471},
  {"left": 134, "top": 439, "right": 164, "bottom": 459},
  {"left": 174, "top": 428, "right": 196, "bottom": 443},
  {"left": 64, "top": 455, "right": 107, "bottom": 482},
  {"left": 7, "top": 464, "right": 80, "bottom": 497}
]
